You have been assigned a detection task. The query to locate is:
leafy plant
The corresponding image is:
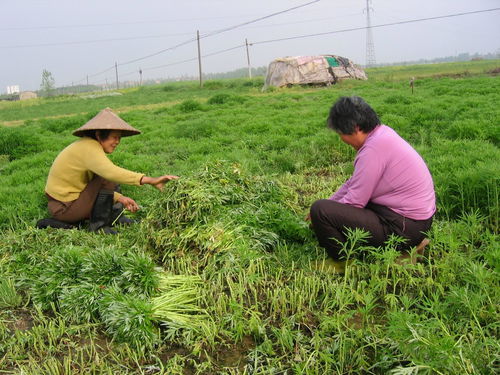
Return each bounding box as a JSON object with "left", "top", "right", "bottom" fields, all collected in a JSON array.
[
  {"left": 0, "top": 278, "right": 22, "bottom": 308},
  {"left": 99, "top": 286, "right": 158, "bottom": 348}
]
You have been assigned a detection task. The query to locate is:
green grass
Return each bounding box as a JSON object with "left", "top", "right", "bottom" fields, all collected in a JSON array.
[{"left": 0, "top": 60, "right": 498, "bottom": 374}]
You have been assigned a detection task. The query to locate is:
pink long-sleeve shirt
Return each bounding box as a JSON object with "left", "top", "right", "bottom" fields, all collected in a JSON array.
[{"left": 330, "top": 125, "right": 436, "bottom": 220}]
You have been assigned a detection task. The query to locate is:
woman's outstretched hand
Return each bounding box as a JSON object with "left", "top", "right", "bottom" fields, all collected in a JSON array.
[
  {"left": 117, "top": 195, "right": 140, "bottom": 212},
  {"left": 141, "top": 175, "right": 179, "bottom": 191}
]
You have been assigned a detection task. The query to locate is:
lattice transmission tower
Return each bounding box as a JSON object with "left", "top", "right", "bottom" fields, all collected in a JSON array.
[{"left": 365, "top": 0, "right": 376, "bottom": 67}]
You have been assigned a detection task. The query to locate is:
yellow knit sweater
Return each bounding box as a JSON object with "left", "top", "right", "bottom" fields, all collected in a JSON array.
[{"left": 45, "top": 137, "right": 144, "bottom": 202}]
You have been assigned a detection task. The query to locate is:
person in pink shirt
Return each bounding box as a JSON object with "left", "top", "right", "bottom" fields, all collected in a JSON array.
[{"left": 309, "top": 96, "right": 435, "bottom": 268}]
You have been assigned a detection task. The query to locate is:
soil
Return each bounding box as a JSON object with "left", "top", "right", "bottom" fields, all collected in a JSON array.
[
  {"left": 7, "top": 309, "right": 34, "bottom": 331},
  {"left": 432, "top": 71, "right": 472, "bottom": 79},
  {"left": 215, "top": 335, "right": 255, "bottom": 371}
]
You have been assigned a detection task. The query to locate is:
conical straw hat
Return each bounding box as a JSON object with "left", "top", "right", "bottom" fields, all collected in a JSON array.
[{"left": 73, "top": 108, "right": 141, "bottom": 137}]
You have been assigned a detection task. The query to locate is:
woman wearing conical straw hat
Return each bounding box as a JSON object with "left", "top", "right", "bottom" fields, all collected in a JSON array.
[{"left": 40, "top": 108, "right": 178, "bottom": 234}]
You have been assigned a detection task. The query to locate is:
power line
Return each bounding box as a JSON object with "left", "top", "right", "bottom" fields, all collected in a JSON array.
[
  {"left": 88, "top": 66, "right": 116, "bottom": 79},
  {"left": 251, "top": 8, "right": 500, "bottom": 45},
  {"left": 0, "top": 32, "right": 194, "bottom": 49},
  {"left": 116, "top": 0, "right": 321, "bottom": 67},
  {"left": 200, "top": 0, "right": 321, "bottom": 38},
  {"left": 0, "top": 15, "right": 258, "bottom": 31},
  {"left": 136, "top": 7, "right": 500, "bottom": 77},
  {"left": 144, "top": 44, "right": 247, "bottom": 72},
  {"left": 59, "top": 0, "right": 321, "bottom": 87},
  {"left": 1, "top": 14, "right": 363, "bottom": 50}
]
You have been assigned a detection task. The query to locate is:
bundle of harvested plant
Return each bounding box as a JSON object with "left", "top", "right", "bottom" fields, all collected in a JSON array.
[
  {"left": 142, "top": 161, "right": 308, "bottom": 258},
  {"left": 59, "top": 282, "right": 103, "bottom": 323},
  {"left": 118, "top": 251, "right": 160, "bottom": 296},
  {"left": 99, "top": 286, "right": 159, "bottom": 348},
  {"left": 80, "top": 246, "right": 124, "bottom": 286},
  {"left": 31, "top": 246, "right": 86, "bottom": 309},
  {"left": 151, "top": 273, "right": 209, "bottom": 330}
]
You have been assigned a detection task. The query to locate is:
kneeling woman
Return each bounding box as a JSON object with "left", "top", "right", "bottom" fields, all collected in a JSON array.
[
  {"left": 309, "top": 96, "right": 435, "bottom": 269},
  {"left": 43, "top": 108, "right": 178, "bottom": 233}
]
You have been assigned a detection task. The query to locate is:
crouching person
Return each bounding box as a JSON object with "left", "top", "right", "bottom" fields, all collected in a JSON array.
[
  {"left": 38, "top": 107, "right": 178, "bottom": 234},
  {"left": 308, "top": 96, "right": 436, "bottom": 272}
]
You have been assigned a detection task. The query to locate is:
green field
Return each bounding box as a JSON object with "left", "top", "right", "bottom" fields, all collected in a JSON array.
[{"left": 0, "top": 60, "right": 499, "bottom": 374}]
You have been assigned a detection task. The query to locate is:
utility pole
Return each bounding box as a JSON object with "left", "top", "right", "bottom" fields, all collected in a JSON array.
[
  {"left": 86, "top": 75, "right": 89, "bottom": 87},
  {"left": 365, "top": 0, "right": 376, "bottom": 68},
  {"left": 139, "top": 68, "right": 143, "bottom": 86},
  {"left": 115, "top": 62, "right": 119, "bottom": 89},
  {"left": 245, "top": 38, "right": 252, "bottom": 79},
  {"left": 197, "top": 30, "right": 203, "bottom": 88}
]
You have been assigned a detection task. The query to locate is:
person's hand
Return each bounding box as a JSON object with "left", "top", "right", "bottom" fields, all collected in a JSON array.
[
  {"left": 117, "top": 195, "right": 140, "bottom": 213},
  {"left": 304, "top": 212, "right": 314, "bottom": 229},
  {"left": 142, "top": 175, "right": 179, "bottom": 191}
]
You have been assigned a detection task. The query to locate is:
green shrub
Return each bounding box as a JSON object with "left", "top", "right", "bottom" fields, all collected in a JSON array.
[
  {"left": 173, "top": 120, "right": 214, "bottom": 140},
  {"left": 0, "top": 127, "right": 41, "bottom": 160},
  {"left": 383, "top": 94, "right": 412, "bottom": 105},
  {"left": 40, "top": 115, "right": 87, "bottom": 134},
  {"left": 203, "top": 80, "right": 225, "bottom": 90},
  {"left": 207, "top": 93, "right": 231, "bottom": 105},
  {"left": 178, "top": 99, "right": 203, "bottom": 112},
  {"left": 207, "top": 93, "right": 246, "bottom": 105},
  {"left": 423, "top": 139, "right": 499, "bottom": 226},
  {"left": 445, "top": 120, "right": 485, "bottom": 141}
]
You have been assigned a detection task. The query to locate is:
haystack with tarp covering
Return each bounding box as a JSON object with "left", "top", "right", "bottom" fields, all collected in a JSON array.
[{"left": 264, "top": 55, "right": 367, "bottom": 88}]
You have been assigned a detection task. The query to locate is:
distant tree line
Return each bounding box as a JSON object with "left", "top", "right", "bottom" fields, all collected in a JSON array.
[
  {"left": 375, "top": 51, "right": 500, "bottom": 67},
  {"left": 203, "top": 66, "right": 267, "bottom": 80}
]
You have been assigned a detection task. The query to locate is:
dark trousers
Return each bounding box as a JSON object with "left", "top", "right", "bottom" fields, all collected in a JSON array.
[
  {"left": 47, "top": 176, "right": 116, "bottom": 224},
  {"left": 310, "top": 199, "right": 433, "bottom": 259}
]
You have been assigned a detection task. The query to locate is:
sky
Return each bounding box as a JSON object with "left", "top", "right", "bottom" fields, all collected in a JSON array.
[{"left": 1, "top": 0, "right": 499, "bottom": 93}]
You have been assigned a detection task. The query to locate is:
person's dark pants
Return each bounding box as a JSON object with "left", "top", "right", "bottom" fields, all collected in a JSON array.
[
  {"left": 47, "top": 176, "right": 117, "bottom": 224},
  {"left": 309, "top": 199, "right": 433, "bottom": 260}
]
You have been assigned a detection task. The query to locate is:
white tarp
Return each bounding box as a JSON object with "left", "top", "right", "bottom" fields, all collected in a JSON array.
[{"left": 264, "top": 55, "right": 367, "bottom": 88}]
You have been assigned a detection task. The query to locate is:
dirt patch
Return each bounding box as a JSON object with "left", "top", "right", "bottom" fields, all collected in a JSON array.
[
  {"left": 215, "top": 335, "right": 255, "bottom": 370},
  {"left": 157, "top": 345, "right": 196, "bottom": 375},
  {"left": 431, "top": 71, "right": 472, "bottom": 79},
  {"left": 8, "top": 309, "right": 34, "bottom": 331},
  {"left": 488, "top": 67, "right": 500, "bottom": 75},
  {"left": 348, "top": 311, "right": 364, "bottom": 330},
  {"left": 0, "top": 120, "right": 24, "bottom": 127},
  {"left": 304, "top": 167, "right": 336, "bottom": 177}
]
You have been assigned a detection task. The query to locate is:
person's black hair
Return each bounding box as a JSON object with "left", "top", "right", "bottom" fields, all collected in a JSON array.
[
  {"left": 82, "top": 129, "right": 111, "bottom": 140},
  {"left": 326, "top": 96, "right": 380, "bottom": 134}
]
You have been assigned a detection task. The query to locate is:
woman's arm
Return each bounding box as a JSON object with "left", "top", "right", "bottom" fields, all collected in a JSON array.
[{"left": 140, "top": 175, "right": 179, "bottom": 191}]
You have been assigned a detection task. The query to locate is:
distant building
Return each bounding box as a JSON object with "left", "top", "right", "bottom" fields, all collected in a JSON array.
[
  {"left": 7, "top": 85, "right": 20, "bottom": 94},
  {"left": 20, "top": 91, "right": 37, "bottom": 100}
]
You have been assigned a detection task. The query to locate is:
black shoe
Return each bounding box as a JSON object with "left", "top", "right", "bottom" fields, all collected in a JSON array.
[
  {"left": 89, "top": 190, "right": 117, "bottom": 235},
  {"left": 111, "top": 203, "right": 137, "bottom": 225},
  {"left": 116, "top": 215, "right": 136, "bottom": 225},
  {"left": 101, "top": 226, "right": 118, "bottom": 235},
  {"left": 36, "top": 218, "right": 76, "bottom": 230}
]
